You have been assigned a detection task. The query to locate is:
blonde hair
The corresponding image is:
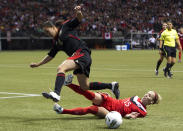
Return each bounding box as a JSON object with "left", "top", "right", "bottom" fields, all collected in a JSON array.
[{"left": 153, "top": 92, "right": 162, "bottom": 104}]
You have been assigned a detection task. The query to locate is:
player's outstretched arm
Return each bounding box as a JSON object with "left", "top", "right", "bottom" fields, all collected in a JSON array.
[
  {"left": 176, "top": 38, "right": 182, "bottom": 52},
  {"left": 74, "top": 5, "right": 83, "bottom": 22},
  {"left": 30, "top": 55, "right": 53, "bottom": 68}
]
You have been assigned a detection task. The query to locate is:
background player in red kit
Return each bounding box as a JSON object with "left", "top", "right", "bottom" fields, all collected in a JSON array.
[
  {"left": 53, "top": 75, "right": 162, "bottom": 119},
  {"left": 178, "top": 27, "right": 183, "bottom": 62},
  {"left": 30, "top": 6, "right": 120, "bottom": 102},
  {"left": 155, "top": 22, "right": 167, "bottom": 76}
]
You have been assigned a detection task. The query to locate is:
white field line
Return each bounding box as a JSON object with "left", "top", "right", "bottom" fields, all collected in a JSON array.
[
  {"left": 0, "top": 92, "right": 41, "bottom": 99},
  {"left": 0, "top": 64, "right": 183, "bottom": 72}
]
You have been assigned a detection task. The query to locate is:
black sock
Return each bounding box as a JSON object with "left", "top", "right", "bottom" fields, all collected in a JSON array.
[
  {"left": 170, "top": 63, "right": 175, "bottom": 70},
  {"left": 89, "top": 82, "right": 112, "bottom": 90},
  {"left": 54, "top": 73, "right": 65, "bottom": 95},
  {"left": 156, "top": 59, "right": 163, "bottom": 70},
  {"left": 165, "top": 63, "right": 171, "bottom": 72}
]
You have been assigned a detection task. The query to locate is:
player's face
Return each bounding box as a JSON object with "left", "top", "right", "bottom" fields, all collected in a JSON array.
[
  {"left": 180, "top": 28, "right": 183, "bottom": 33},
  {"left": 162, "top": 23, "right": 167, "bottom": 30},
  {"left": 142, "top": 91, "right": 155, "bottom": 105},
  {"left": 167, "top": 22, "right": 173, "bottom": 30}
]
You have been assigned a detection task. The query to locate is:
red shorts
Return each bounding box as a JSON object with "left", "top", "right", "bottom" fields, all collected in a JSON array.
[{"left": 97, "top": 93, "right": 118, "bottom": 112}]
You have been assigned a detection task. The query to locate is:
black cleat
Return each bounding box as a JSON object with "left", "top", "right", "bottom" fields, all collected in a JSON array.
[{"left": 111, "top": 82, "right": 120, "bottom": 99}]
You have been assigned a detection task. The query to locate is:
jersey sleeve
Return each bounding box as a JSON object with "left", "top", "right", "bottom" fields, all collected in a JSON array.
[
  {"left": 130, "top": 96, "right": 147, "bottom": 117},
  {"left": 160, "top": 31, "right": 165, "bottom": 41},
  {"left": 65, "top": 18, "right": 80, "bottom": 29},
  {"left": 48, "top": 43, "right": 58, "bottom": 58}
]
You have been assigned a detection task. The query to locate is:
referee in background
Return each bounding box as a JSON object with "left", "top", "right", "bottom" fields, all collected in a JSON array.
[{"left": 159, "top": 21, "right": 182, "bottom": 78}]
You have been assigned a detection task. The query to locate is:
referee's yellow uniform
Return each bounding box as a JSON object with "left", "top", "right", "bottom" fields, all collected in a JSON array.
[
  {"left": 160, "top": 29, "right": 179, "bottom": 47},
  {"left": 160, "top": 29, "right": 179, "bottom": 57}
]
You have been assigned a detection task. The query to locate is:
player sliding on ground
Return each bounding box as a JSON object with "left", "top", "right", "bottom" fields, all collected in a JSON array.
[
  {"left": 30, "top": 5, "right": 120, "bottom": 102},
  {"left": 53, "top": 75, "right": 162, "bottom": 119}
]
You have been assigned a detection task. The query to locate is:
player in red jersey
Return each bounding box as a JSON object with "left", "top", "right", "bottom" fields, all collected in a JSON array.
[
  {"left": 178, "top": 27, "right": 183, "bottom": 62},
  {"left": 155, "top": 22, "right": 167, "bottom": 76},
  {"left": 53, "top": 75, "right": 161, "bottom": 119}
]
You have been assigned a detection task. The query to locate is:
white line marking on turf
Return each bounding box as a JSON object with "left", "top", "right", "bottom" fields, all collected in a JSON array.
[
  {"left": 0, "top": 92, "right": 41, "bottom": 99},
  {"left": 0, "top": 64, "right": 183, "bottom": 72}
]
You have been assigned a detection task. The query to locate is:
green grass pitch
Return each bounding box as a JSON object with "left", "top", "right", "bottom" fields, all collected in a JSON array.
[{"left": 0, "top": 50, "right": 183, "bottom": 131}]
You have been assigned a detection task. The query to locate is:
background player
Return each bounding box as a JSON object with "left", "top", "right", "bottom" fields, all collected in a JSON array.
[
  {"left": 53, "top": 75, "right": 161, "bottom": 119},
  {"left": 160, "top": 21, "right": 182, "bottom": 78},
  {"left": 178, "top": 27, "right": 183, "bottom": 62},
  {"left": 155, "top": 22, "right": 167, "bottom": 76},
  {"left": 30, "top": 5, "right": 120, "bottom": 102}
]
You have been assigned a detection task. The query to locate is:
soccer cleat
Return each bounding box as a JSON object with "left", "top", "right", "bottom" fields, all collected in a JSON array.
[
  {"left": 178, "top": 60, "right": 181, "bottom": 63},
  {"left": 64, "top": 74, "right": 74, "bottom": 85},
  {"left": 53, "top": 103, "right": 63, "bottom": 114},
  {"left": 42, "top": 91, "right": 60, "bottom": 102},
  {"left": 167, "top": 71, "right": 173, "bottom": 79},
  {"left": 155, "top": 69, "right": 158, "bottom": 76},
  {"left": 111, "top": 82, "right": 120, "bottom": 99}
]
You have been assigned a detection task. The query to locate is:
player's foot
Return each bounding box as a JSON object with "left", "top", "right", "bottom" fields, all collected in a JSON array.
[
  {"left": 42, "top": 91, "right": 60, "bottom": 102},
  {"left": 64, "top": 74, "right": 73, "bottom": 85},
  {"left": 178, "top": 60, "right": 181, "bottom": 63},
  {"left": 167, "top": 71, "right": 173, "bottom": 79},
  {"left": 155, "top": 69, "right": 158, "bottom": 76},
  {"left": 53, "top": 103, "right": 63, "bottom": 114},
  {"left": 111, "top": 82, "right": 120, "bottom": 99}
]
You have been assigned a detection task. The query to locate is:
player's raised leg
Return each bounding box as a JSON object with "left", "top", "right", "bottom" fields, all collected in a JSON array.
[{"left": 42, "top": 60, "right": 79, "bottom": 102}]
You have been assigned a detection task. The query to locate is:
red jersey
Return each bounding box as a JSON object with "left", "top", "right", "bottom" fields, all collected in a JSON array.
[
  {"left": 178, "top": 32, "right": 183, "bottom": 46},
  {"left": 100, "top": 94, "right": 147, "bottom": 117}
]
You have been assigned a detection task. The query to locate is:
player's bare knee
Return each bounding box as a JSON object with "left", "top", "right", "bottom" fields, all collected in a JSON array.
[
  {"left": 92, "top": 93, "right": 103, "bottom": 105},
  {"left": 57, "top": 66, "right": 66, "bottom": 73},
  {"left": 96, "top": 107, "right": 109, "bottom": 118}
]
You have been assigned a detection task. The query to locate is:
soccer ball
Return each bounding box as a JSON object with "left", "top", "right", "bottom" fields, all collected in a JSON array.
[{"left": 105, "top": 111, "right": 123, "bottom": 129}]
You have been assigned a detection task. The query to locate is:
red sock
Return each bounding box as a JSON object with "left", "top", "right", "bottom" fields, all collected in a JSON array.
[
  {"left": 62, "top": 106, "right": 98, "bottom": 115},
  {"left": 67, "top": 84, "right": 95, "bottom": 100},
  {"left": 179, "top": 51, "right": 182, "bottom": 60}
]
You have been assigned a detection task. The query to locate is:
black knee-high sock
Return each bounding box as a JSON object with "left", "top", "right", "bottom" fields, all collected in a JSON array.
[
  {"left": 89, "top": 82, "right": 112, "bottom": 90},
  {"left": 165, "top": 63, "right": 171, "bottom": 72},
  {"left": 54, "top": 73, "right": 65, "bottom": 95},
  {"left": 170, "top": 63, "right": 175, "bottom": 70},
  {"left": 156, "top": 59, "right": 163, "bottom": 70}
]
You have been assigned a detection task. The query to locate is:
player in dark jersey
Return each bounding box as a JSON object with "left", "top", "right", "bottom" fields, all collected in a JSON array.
[
  {"left": 155, "top": 23, "right": 167, "bottom": 76},
  {"left": 30, "top": 6, "right": 120, "bottom": 102},
  {"left": 53, "top": 75, "right": 161, "bottom": 119},
  {"left": 178, "top": 27, "right": 183, "bottom": 63}
]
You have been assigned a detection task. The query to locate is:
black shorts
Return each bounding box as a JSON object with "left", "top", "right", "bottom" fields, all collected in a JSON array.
[
  {"left": 163, "top": 46, "right": 176, "bottom": 58},
  {"left": 67, "top": 48, "right": 92, "bottom": 77}
]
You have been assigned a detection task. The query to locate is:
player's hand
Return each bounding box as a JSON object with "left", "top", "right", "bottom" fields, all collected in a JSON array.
[
  {"left": 159, "top": 50, "right": 162, "bottom": 55},
  {"left": 30, "top": 63, "right": 39, "bottom": 68}
]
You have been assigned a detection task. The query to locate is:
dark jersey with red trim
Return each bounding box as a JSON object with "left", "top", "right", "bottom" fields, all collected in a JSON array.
[
  {"left": 158, "top": 29, "right": 165, "bottom": 38},
  {"left": 114, "top": 96, "right": 147, "bottom": 117},
  {"left": 48, "top": 18, "right": 90, "bottom": 57},
  {"left": 178, "top": 32, "right": 183, "bottom": 45}
]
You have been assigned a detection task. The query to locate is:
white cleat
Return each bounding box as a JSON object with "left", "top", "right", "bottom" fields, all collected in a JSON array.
[
  {"left": 53, "top": 103, "right": 63, "bottom": 114},
  {"left": 42, "top": 91, "right": 60, "bottom": 102}
]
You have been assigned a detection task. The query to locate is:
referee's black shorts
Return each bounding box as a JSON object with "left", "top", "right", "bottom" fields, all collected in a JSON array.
[
  {"left": 163, "top": 45, "right": 176, "bottom": 58},
  {"left": 67, "top": 48, "right": 92, "bottom": 78}
]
